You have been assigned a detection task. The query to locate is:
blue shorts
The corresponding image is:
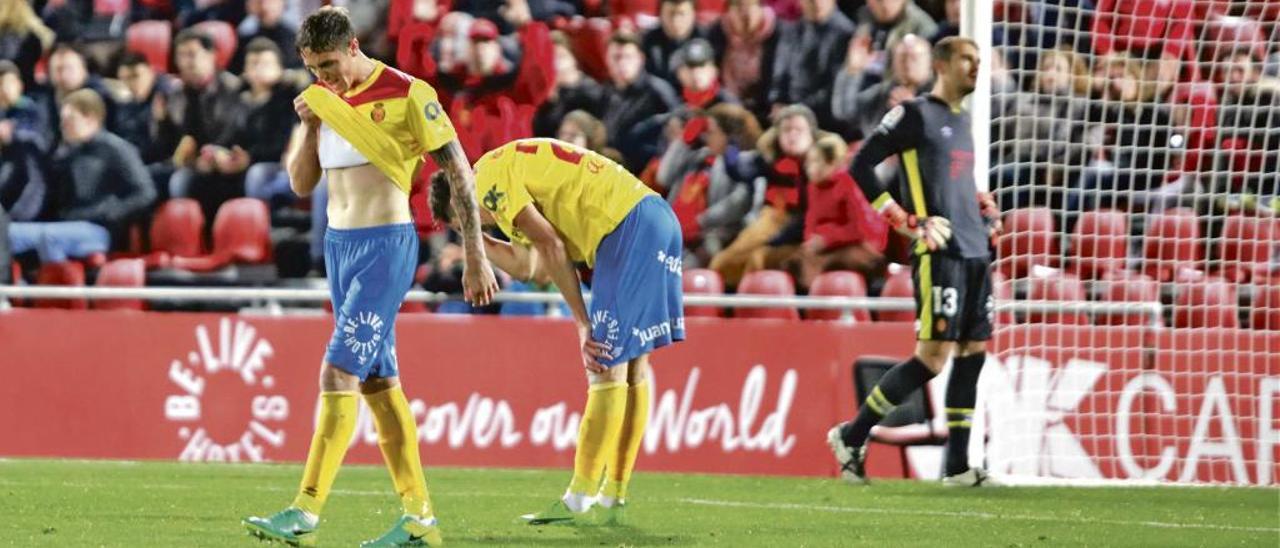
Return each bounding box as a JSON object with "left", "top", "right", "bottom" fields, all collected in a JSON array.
[
  {"left": 591, "top": 196, "right": 686, "bottom": 367},
  {"left": 323, "top": 223, "right": 418, "bottom": 380}
]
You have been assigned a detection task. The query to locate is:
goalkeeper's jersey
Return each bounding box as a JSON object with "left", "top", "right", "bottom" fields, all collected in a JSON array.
[{"left": 849, "top": 95, "right": 989, "bottom": 260}]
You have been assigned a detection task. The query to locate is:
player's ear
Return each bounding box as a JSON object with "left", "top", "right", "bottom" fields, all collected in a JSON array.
[{"left": 348, "top": 37, "right": 359, "bottom": 56}]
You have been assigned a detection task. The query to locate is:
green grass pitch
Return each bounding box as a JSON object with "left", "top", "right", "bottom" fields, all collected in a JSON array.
[{"left": 0, "top": 459, "right": 1275, "bottom": 547}]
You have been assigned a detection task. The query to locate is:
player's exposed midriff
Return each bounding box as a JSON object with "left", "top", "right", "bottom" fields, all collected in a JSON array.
[{"left": 325, "top": 163, "right": 412, "bottom": 229}]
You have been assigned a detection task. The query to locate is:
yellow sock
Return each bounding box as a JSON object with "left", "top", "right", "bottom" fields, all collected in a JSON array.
[
  {"left": 567, "top": 381, "right": 628, "bottom": 495},
  {"left": 293, "top": 391, "right": 358, "bottom": 515},
  {"left": 602, "top": 380, "right": 650, "bottom": 501},
  {"left": 365, "top": 385, "right": 433, "bottom": 518}
]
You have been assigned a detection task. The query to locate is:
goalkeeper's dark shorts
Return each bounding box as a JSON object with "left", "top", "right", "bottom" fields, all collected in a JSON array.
[{"left": 911, "top": 254, "right": 994, "bottom": 342}]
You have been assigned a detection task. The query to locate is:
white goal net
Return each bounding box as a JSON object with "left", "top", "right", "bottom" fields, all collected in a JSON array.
[{"left": 979, "top": 0, "right": 1279, "bottom": 486}]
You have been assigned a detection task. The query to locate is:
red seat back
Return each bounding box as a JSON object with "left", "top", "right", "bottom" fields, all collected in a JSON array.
[
  {"left": 35, "top": 262, "right": 87, "bottom": 310},
  {"left": 1027, "top": 272, "right": 1086, "bottom": 324},
  {"left": 151, "top": 198, "right": 205, "bottom": 258},
  {"left": 94, "top": 259, "right": 146, "bottom": 311},
  {"left": 1174, "top": 277, "right": 1238, "bottom": 329},
  {"left": 1098, "top": 271, "right": 1161, "bottom": 326},
  {"left": 1070, "top": 209, "right": 1129, "bottom": 281},
  {"left": 212, "top": 198, "right": 272, "bottom": 264},
  {"left": 1216, "top": 216, "right": 1276, "bottom": 284},
  {"left": 94, "top": 0, "right": 130, "bottom": 16},
  {"left": 1251, "top": 283, "right": 1280, "bottom": 331},
  {"left": 807, "top": 270, "right": 870, "bottom": 322},
  {"left": 682, "top": 268, "right": 724, "bottom": 318},
  {"left": 192, "top": 20, "right": 237, "bottom": 71},
  {"left": 878, "top": 266, "right": 915, "bottom": 322},
  {"left": 991, "top": 269, "right": 1013, "bottom": 326},
  {"left": 997, "top": 208, "right": 1056, "bottom": 279},
  {"left": 1142, "top": 208, "right": 1201, "bottom": 282},
  {"left": 736, "top": 270, "right": 799, "bottom": 320},
  {"left": 126, "top": 20, "right": 172, "bottom": 73}
]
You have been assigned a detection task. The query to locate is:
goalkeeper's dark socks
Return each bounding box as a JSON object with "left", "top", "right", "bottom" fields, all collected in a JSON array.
[
  {"left": 841, "top": 357, "right": 937, "bottom": 449},
  {"left": 944, "top": 352, "right": 986, "bottom": 476}
]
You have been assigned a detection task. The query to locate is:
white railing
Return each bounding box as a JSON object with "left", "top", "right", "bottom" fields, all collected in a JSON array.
[{"left": 0, "top": 284, "right": 1163, "bottom": 324}]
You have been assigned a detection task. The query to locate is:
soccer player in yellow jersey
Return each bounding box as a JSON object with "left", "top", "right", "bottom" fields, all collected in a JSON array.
[
  {"left": 430, "top": 138, "right": 687, "bottom": 525},
  {"left": 242, "top": 7, "right": 498, "bottom": 548}
]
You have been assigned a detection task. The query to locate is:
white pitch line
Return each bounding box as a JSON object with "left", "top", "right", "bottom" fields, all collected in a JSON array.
[
  {"left": 677, "top": 498, "right": 1280, "bottom": 534},
  {"left": 4, "top": 477, "right": 1275, "bottom": 535}
]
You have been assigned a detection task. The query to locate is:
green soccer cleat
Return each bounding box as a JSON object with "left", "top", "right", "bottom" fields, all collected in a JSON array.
[
  {"left": 242, "top": 507, "right": 318, "bottom": 547},
  {"left": 520, "top": 499, "right": 579, "bottom": 526},
  {"left": 359, "top": 515, "right": 443, "bottom": 547}
]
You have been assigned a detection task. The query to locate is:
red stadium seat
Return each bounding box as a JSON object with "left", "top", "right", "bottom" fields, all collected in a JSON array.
[
  {"left": 126, "top": 20, "right": 172, "bottom": 73},
  {"left": 682, "top": 268, "right": 724, "bottom": 318},
  {"left": 997, "top": 208, "right": 1056, "bottom": 279},
  {"left": 34, "top": 262, "right": 87, "bottom": 310},
  {"left": 807, "top": 271, "right": 870, "bottom": 322},
  {"left": 1142, "top": 208, "right": 1202, "bottom": 283},
  {"left": 94, "top": 258, "right": 146, "bottom": 311},
  {"left": 170, "top": 198, "right": 272, "bottom": 272},
  {"left": 149, "top": 198, "right": 206, "bottom": 264},
  {"left": 1069, "top": 209, "right": 1129, "bottom": 281},
  {"left": 1251, "top": 283, "right": 1280, "bottom": 331},
  {"left": 1027, "top": 271, "right": 1086, "bottom": 324},
  {"left": 877, "top": 265, "right": 915, "bottom": 322},
  {"left": 94, "top": 0, "right": 130, "bottom": 16},
  {"left": 1097, "top": 270, "right": 1161, "bottom": 326},
  {"left": 736, "top": 270, "right": 799, "bottom": 320},
  {"left": 1173, "top": 277, "right": 1238, "bottom": 329},
  {"left": 192, "top": 20, "right": 237, "bottom": 71},
  {"left": 1215, "top": 216, "right": 1276, "bottom": 284}
]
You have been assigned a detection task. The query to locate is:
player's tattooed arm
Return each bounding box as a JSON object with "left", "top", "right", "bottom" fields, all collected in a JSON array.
[{"left": 429, "top": 140, "right": 499, "bottom": 305}]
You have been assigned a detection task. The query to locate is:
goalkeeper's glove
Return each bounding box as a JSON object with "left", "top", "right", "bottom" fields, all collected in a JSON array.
[
  {"left": 881, "top": 201, "right": 952, "bottom": 252},
  {"left": 977, "top": 191, "right": 1003, "bottom": 240}
]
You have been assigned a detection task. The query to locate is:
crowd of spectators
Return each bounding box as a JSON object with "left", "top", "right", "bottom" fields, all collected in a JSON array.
[{"left": 0, "top": 0, "right": 1276, "bottom": 310}]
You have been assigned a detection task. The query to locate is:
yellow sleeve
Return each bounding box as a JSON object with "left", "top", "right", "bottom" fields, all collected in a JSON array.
[
  {"left": 406, "top": 79, "right": 457, "bottom": 154},
  {"left": 476, "top": 159, "right": 534, "bottom": 245}
]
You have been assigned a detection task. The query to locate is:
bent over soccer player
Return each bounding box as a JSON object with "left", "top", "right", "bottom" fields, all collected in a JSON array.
[
  {"left": 429, "top": 137, "right": 686, "bottom": 525},
  {"left": 242, "top": 7, "right": 498, "bottom": 547},
  {"left": 827, "top": 36, "right": 1003, "bottom": 487}
]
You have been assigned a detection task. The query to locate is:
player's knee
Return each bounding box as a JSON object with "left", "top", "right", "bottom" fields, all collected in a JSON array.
[
  {"left": 914, "top": 341, "right": 954, "bottom": 374},
  {"left": 627, "top": 356, "right": 650, "bottom": 385},
  {"left": 958, "top": 340, "right": 987, "bottom": 357},
  {"left": 320, "top": 362, "right": 360, "bottom": 392},
  {"left": 360, "top": 376, "right": 399, "bottom": 395},
  {"left": 588, "top": 362, "right": 629, "bottom": 385}
]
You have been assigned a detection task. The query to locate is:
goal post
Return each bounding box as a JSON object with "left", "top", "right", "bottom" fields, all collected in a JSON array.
[{"left": 972, "top": 0, "right": 1279, "bottom": 486}]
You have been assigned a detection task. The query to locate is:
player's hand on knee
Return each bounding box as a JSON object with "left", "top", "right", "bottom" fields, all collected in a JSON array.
[
  {"left": 462, "top": 261, "right": 499, "bottom": 306},
  {"left": 577, "top": 325, "right": 610, "bottom": 373}
]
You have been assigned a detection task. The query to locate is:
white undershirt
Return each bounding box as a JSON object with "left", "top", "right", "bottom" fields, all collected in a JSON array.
[{"left": 317, "top": 122, "right": 371, "bottom": 169}]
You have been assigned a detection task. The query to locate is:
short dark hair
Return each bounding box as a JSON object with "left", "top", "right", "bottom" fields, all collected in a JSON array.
[
  {"left": 661, "top": 0, "right": 694, "bottom": 6},
  {"left": 609, "top": 31, "right": 642, "bottom": 50},
  {"left": 118, "top": 51, "right": 150, "bottom": 69},
  {"left": 174, "top": 28, "right": 215, "bottom": 52},
  {"left": 428, "top": 171, "right": 454, "bottom": 225},
  {"left": 297, "top": 6, "right": 355, "bottom": 54},
  {"left": 244, "top": 37, "right": 283, "bottom": 62},
  {"left": 933, "top": 36, "right": 978, "bottom": 63},
  {"left": 0, "top": 60, "right": 19, "bottom": 80}
]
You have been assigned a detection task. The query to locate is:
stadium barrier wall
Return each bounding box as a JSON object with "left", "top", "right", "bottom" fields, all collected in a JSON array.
[{"left": 0, "top": 310, "right": 1275, "bottom": 485}]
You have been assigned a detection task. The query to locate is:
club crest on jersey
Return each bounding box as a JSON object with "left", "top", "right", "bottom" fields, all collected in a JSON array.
[
  {"left": 370, "top": 102, "right": 386, "bottom": 123},
  {"left": 482, "top": 187, "right": 505, "bottom": 212},
  {"left": 941, "top": 126, "right": 953, "bottom": 138}
]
